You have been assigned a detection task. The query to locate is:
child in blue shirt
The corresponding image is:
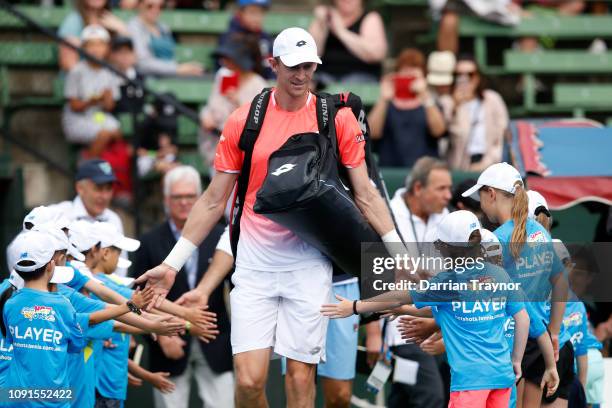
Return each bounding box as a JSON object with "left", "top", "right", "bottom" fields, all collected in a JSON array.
[
  {"left": 462, "top": 163, "right": 569, "bottom": 406},
  {"left": 323, "top": 211, "right": 536, "bottom": 407},
  {"left": 0, "top": 230, "right": 152, "bottom": 408}
]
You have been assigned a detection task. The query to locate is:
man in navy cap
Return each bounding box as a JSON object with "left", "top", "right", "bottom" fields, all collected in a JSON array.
[{"left": 51, "top": 159, "right": 128, "bottom": 274}]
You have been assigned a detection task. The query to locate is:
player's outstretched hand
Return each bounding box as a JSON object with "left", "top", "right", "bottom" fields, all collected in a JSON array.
[
  {"left": 134, "top": 263, "right": 178, "bottom": 310},
  {"left": 320, "top": 294, "right": 354, "bottom": 319}
]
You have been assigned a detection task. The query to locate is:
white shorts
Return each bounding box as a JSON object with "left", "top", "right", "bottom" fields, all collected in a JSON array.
[{"left": 230, "top": 262, "right": 333, "bottom": 364}]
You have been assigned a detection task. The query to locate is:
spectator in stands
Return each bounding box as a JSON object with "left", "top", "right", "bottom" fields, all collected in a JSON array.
[
  {"left": 127, "top": 0, "right": 204, "bottom": 77},
  {"left": 426, "top": 51, "right": 456, "bottom": 97},
  {"left": 58, "top": 0, "right": 129, "bottom": 72},
  {"left": 309, "top": 0, "right": 387, "bottom": 83},
  {"left": 440, "top": 54, "right": 509, "bottom": 171},
  {"left": 109, "top": 36, "right": 179, "bottom": 177},
  {"left": 62, "top": 25, "right": 123, "bottom": 159},
  {"left": 199, "top": 34, "right": 267, "bottom": 170},
  {"left": 432, "top": 0, "right": 521, "bottom": 54},
  {"left": 368, "top": 48, "right": 446, "bottom": 167},
  {"left": 132, "top": 165, "right": 233, "bottom": 408},
  {"left": 217, "top": 0, "right": 274, "bottom": 79}
]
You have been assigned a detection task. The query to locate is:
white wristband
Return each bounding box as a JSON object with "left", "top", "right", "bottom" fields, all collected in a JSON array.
[{"left": 164, "top": 236, "right": 197, "bottom": 271}]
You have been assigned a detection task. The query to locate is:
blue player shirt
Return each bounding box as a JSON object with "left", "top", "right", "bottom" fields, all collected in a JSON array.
[
  {"left": 3, "top": 288, "right": 87, "bottom": 407},
  {"left": 411, "top": 263, "right": 525, "bottom": 391},
  {"left": 494, "top": 219, "right": 568, "bottom": 343},
  {"left": 90, "top": 273, "right": 133, "bottom": 401}
]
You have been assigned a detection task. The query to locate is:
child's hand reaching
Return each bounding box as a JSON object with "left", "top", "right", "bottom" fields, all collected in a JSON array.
[
  {"left": 320, "top": 295, "right": 354, "bottom": 319},
  {"left": 131, "top": 286, "right": 155, "bottom": 310},
  {"left": 149, "top": 372, "right": 176, "bottom": 394},
  {"left": 541, "top": 366, "right": 559, "bottom": 397},
  {"left": 185, "top": 306, "right": 217, "bottom": 329}
]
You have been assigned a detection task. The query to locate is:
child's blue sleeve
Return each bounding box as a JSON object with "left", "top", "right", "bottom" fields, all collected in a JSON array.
[
  {"left": 2, "top": 308, "right": 11, "bottom": 344},
  {"left": 67, "top": 310, "right": 88, "bottom": 353},
  {"left": 66, "top": 267, "right": 90, "bottom": 292},
  {"left": 506, "top": 300, "right": 525, "bottom": 318},
  {"left": 86, "top": 319, "right": 115, "bottom": 341},
  {"left": 574, "top": 306, "right": 589, "bottom": 357},
  {"left": 525, "top": 302, "right": 547, "bottom": 339}
]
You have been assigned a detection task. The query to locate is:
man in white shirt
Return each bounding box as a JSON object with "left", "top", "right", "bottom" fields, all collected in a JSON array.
[
  {"left": 50, "top": 159, "right": 127, "bottom": 275},
  {"left": 386, "top": 156, "right": 452, "bottom": 408}
]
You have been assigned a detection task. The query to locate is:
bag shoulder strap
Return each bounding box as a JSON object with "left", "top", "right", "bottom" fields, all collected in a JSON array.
[{"left": 230, "top": 88, "right": 272, "bottom": 257}]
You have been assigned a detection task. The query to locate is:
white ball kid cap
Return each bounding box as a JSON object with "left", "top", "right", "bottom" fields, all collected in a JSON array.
[
  {"left": 462, "top": 162, "right": 523, "bottom": 201},
  {"left": 23, "top": 206, "right": 70, "bottom": 231},
  {"left": 480, "top": 228, "right": 502, "bottom": 257},
  {"left": 436, "top": 210, "right": 481, "bottom": 245},
  {"left": 34, "top": 222, "right": 85, "bottom": 262},
  {"left": 81, "top": 24, "right": 110, "bottom": 43},
  {"left": 273, "top": 27, "right": 322, "bottom": 67},
  {"left": 96, "top": 222, "right": 140, "bottom": 252},
  {"left": 11, "top": 230, "right": 74, "bottom": 284},
  {"left": 68, "top": 220, "right": 103, "bottom": 252},
  {"left": 527, "top": 190, "right": 549, "bottom": 219}
]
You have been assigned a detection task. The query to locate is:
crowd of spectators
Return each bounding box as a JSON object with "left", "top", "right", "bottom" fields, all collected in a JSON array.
[{"left": 54, "top": 0, "right": 611, "bottom": 205}]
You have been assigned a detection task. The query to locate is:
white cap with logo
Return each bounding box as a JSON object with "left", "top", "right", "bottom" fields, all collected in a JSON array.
[
  {"left": 96, "top": 222, "right": 140, "bottom": 269},
  {"left": 480, "top": 228, "right": 502, "bottom": 257},
  {"left": 34, "top": 222, "right": 85, "bottom": 262},
  {"left": 11, "top": 230, "right": 74, "bottom": 284},
  {"left": 273, "top": 27, "right": 322, "bottom": 67},
  {"left": 462, "top": 162, "right": 523, "bottom": 200},
  {"left": 527, "top": 190, "right": 549, "bottom": 219},
  {"left": 69, "top": 220, "right": 103, "bottom": 252},
  {"left": 22, "top": 206, "right": 70, "bottom": 232},
  {"left": 436, "top": 210, "right": 481, "bottom": 245}
]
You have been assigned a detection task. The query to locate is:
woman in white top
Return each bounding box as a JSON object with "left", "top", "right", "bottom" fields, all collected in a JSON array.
[
  {"left": 199, "top": 34, "right": 268, "bottom": 169},
  {"left": 441, "top": 54, "right": 509, "bottom": 172}
]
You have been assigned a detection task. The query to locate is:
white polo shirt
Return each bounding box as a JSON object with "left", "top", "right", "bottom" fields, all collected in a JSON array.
[{"left": 386, "top": 188, "right": 448, "bottom": 347}]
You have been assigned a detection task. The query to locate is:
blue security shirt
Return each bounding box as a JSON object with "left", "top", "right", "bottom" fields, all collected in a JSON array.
[
  {"left": 410, "top": 263, "right": 525, "bottom": 391},
  {"left": 3, "top": 288, "right": 87, "bottom": 408},
  {"left": 494, "top": 219, "right": 568, "bottom": 343},
  {"left": 90, "top": 273, "right": 133, "bottom": 401},
  {"left": 0, "top": 279, "right": 14, "bottom": 387}
]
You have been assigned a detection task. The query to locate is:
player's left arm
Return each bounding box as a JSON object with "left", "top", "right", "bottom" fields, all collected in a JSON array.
[{"left": 335, "top": 108, "right": 394, "bottom": 236}]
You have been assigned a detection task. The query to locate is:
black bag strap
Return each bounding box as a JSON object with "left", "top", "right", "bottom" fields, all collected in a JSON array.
[{"left": 230, "top": 88, "right": 272, "bottom": 258}]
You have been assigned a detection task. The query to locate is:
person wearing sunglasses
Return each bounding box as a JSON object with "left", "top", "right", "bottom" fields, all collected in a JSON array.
[
  {"left": 441, "top": 54, "right": 509, "bottom": 172},
  {"left": 127, "top": 0, "right": 204, "bottom": 76}
]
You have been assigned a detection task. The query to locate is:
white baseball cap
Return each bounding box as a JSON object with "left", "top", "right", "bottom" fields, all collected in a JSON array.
[
  {"left": 96, "top": 222, "right": 140, "bottom": 252},
  {"left": 527, "top": 190, "right": 549, "bottom": 219},
  {"left": 23, "top": 206, "right": 70, "bottom": 231},
  {"left": 436, "top": 210, "right": 481, "bottom": 245},
  {"left": 34, "top": 222, "right": 85, "bottom": 262},
  {"left": 273, "top": 27, "right": 322, "bottom": 67},
  {"left": 81, "top": 24, "right": 110, "bottom": 43},
  {"left": 11, "top": 230, "right": 75, "bottom": 284},
  {"left": 480, "top": 228, "right": 502, "bottom": 257},
  {"left": 68, "top": 220, "right": 103, "bottom": 252},
  {"left": 427, "top": 51, "right": 456, "bottom": 86},
  {"left": 462, "top": 162, "right": 523, "bottom": 201},
  {"left": 23, "top": 206, "right": 55, "bottom": 230}
]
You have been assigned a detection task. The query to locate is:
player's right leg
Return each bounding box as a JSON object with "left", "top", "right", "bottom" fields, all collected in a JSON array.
[
  {"left": 230, "top": 267, "right": 281, "bottom": 408},
  {"left": 234, "top": 349, "right": 272, "bottom": 408}
]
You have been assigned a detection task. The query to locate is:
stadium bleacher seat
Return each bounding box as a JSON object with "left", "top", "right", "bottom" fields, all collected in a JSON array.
[
  {"left": 0, "top": 6, "right": 312, "bottom": 35},
  {"left": 503, "top": 50, "right": 612, "bottom": 114},
  {"left": 459, "top": 13, "right": 612, "bottom": 75},
  {"left": 553, "top": 83, "right": 612, "bottom": 117}
]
